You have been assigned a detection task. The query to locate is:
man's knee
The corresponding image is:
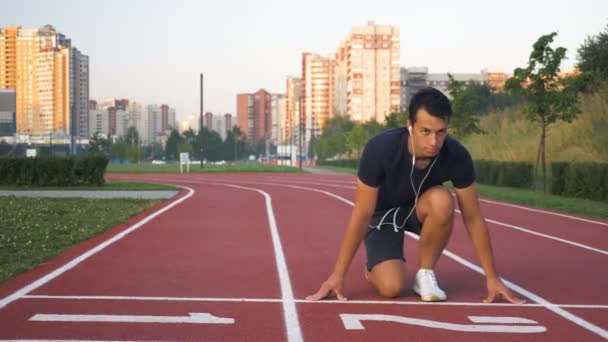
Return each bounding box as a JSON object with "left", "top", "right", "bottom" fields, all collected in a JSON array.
[
  {"left": 369, "top": 260, "right": 405, "bottom": 298},
  {"left": 419, "top": 187, "right": 455, "bottom": 223},
  {"left": 374, "top": 278, "right": 404, "bottom": 298}
]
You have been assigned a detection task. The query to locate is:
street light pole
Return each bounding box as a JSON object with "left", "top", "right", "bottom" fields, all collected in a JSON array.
[{"left": 200, "top": 73, "right": 204, "bottom": 169}]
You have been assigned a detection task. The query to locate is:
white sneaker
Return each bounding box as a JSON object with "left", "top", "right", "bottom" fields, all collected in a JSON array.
[{"left": 413, "top": 269, "right": 447, "bottom": 302}]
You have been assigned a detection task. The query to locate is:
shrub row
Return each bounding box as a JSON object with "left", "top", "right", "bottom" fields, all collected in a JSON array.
[
  {"left": 551, "top": 162, "right": 608, "bottom": 202},
  {"left": 474, "top": 160, "right": 534, "bottom": 189},
  {"left": 0, "top": 154, "right": 109, "bottom": 186},
  {"left": 316, "top": 159, "right": 360, "bottom": 169}
]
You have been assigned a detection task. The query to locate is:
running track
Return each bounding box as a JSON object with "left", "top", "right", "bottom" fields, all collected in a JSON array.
[{"left": 0, "top": 172, "right": 607, "bottom": 341}]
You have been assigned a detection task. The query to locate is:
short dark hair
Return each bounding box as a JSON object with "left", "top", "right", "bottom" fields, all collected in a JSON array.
[{"left": 408, "top": 87, "right": 453, "bottom": 124}]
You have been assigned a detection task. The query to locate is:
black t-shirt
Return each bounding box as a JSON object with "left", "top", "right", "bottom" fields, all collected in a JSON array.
[{"left": 358, "top": 127, "right": 475, "bottom": 215}]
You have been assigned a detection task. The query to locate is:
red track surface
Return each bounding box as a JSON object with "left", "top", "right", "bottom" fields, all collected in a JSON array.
[{"left": 0, "top": 173, "right": 606, "bottom": 341}]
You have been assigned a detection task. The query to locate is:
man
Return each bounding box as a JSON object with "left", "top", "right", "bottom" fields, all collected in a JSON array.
[{"left": 306, "top": 87, "right": 524, "bottom": 303}]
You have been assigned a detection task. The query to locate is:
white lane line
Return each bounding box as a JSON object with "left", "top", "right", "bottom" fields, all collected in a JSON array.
[
  {"left": 22, "top": 295, "right": 608, "bottom": 309},
  {"left": 30, "top": 312, "right": 234, "bottom": 324},
  {"left": 477, "top": 198, "right": 608, "bottom": 227},
  {"left": 183, "top": 181, "right": 303, "bottom": 342},
  {"left": 256, "top": 175, "right": 608, "bottom": 227},
  {"left": 278, "top": 182, "right": 608, "bottom": 340},
  {"left": 192, "top": 177, "right": 608, "bottom": 256},
  {"left": 0, "top": 186, "right": 195, "bottom": 311},
  {"left": 455, "top": 210, "right": 608, "bottom": 256},
  {"left": 468, "top": 316, "right": 538, "bottom": 324}
]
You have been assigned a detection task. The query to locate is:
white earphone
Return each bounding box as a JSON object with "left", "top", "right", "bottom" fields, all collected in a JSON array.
[{"left": 408, "top": 126, "right": 415, "bottom": 166}]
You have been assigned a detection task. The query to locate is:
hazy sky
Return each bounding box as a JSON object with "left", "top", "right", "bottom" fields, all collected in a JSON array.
[{"left": 2, "top": 0, "right": 606, "bottom": 121}]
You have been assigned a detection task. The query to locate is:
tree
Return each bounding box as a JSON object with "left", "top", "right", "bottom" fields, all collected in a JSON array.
[
  {"left": 363, "top": 119, "right": 384, "bottom": 137},
  {"left": 577, "top": 23, "right": 608, "bottom": 84},
  {"left": 224, "top": 126, "right": 246, "bottom": 161},
  {"left": 88, "top": 132, "right": 110, "bottom": 155},
  {"left": 165, "top": 129, "right": 183, "bottom": 161},
  {"left": 505, "top": 32, "right": 581, "bottom": 192},
  {"left": 384, "top": 112, "right": 408, "bottom": 129},
  {"left": 110, "top": 137, "right": 128, "bottom": 162},
  {"left": 345, "top": 125, "right": 369, "bottom": 158},
  {"left": 446, "top": 74, "right": 486, "bottom": 137},
  {"left": 124, "top": 126, "right": 139, "bottom": 146},
  {"left": 145, "top": 143, "right": 164, "bottom": 160}
]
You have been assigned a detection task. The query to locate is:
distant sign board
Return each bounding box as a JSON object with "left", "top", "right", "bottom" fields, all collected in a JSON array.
[
  {"left": 180, "top": 152, "right": 190, "bottom": 173},
  {"left": 26, "top": 149, "right": 37, "bottom": 158}
]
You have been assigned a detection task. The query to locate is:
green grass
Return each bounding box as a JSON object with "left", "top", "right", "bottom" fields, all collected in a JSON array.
[
  {"left": 312, "top": 166, "right": 608, "bottom": 220},
  {"left": 0, "top": 197, "right": 162, "bottom": 284},
  {"left": 474, "top": 183, "right": 608, "bottom": 219},
  {"left": 0, "top": 180, "right": 178, "bottom": 191},
  {"left": 314, "top": 165, "right": 358, "bottom": 175},
  {"left": 107, "top": 163, "right": 304, "bottom": 174}
]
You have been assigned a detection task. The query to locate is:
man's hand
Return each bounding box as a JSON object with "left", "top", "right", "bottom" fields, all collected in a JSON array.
[
  {"left": 484, "top": 277, "right": 526, "bottom": 304},
  {"left": 306, "top": 273, "right": 347, "bottom": 301}
]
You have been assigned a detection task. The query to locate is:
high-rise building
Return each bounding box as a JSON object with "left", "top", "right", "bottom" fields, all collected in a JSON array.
[
  {"left": 0, "top": 89, "right": 16, "bottom": 136},
  {"left": 285, "top": 77, "right": 301, "bottom": 146},
  {"left": 0, "top": 27, "right": 18, "bottom": 90},
  {"left": 400, "top": 67, "right": 509, "bottom": 108},
  {"left": 1, "top": 25, "right": 88, "bottom": 137},
  {"left": 271, "top": 94, "right": 286, "bottom": 146},
  {"left": 204, "top": 112, "right": 213, "bottom": 130},
  {"left": 70, "top": 48, "right": 89, "bottom": 138},
  {"left": 333, "top": 21, "right": 401, "bottom": 123},
  {"left": 301, "top": 53, "right": 331, "bottom": 139},
  {"left": 88, "top": 109, "right": 109, "bottom": 137},
  {"left": 224, "top": 113, "right": 232, "bottom": 133},
  {"left": 145, "top": 104, "right": 175, "bottom": 144},
  {"left": 236, "top": 89, "right": 271, "bottom": 144}
]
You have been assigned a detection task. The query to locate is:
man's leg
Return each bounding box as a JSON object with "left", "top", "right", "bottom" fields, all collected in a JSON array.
[
  {"left": 416, "top": 186, "right": 455, "bottom": 269},
  {"left": 364, "top": 223, "right": 407, "bottom": 298},
  {"left": 412, "top": 186, "right": 455, "bottom": 301},
  {"left": 367, "top": 259, "right": 406, "bottom": 298}
]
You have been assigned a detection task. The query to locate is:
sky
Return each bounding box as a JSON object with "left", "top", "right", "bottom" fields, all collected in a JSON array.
[{"left": 2, "top": 0, "right": 607, "bottom": 121}]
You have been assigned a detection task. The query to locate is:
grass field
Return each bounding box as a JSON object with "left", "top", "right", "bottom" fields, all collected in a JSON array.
[{"left": 0, "top": 197, "right": 161, "bottom": 284}]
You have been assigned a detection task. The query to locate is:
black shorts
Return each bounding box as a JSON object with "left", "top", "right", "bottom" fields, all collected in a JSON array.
[{"left": 364, "top": 206, "right": 422, "bottom": 271}]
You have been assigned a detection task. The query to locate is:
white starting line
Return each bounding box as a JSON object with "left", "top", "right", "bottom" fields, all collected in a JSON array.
[
  {"left": 31, "top": 312, "right": 234, "bottom": 325},
  {"left": 21, "top": 294, "right": 608, "bottom": 309}
]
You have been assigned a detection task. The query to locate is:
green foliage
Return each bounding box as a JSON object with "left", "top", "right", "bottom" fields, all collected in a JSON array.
[
  {"left": 345, "top": 125, "right": 369, "bottom": 158},
  {"left": 384, "top": 112, "right": 408, "bottom": 129},
  {"left": 164, "top": 129, "right": 182, "bottom": 161},
  {"left": 88, "top": 132, "right": 110, "bottom": 155},
  {"left": 447, "top": 74, "right": 522, "bottom": 138},
  {"left": 505, "top": 32, "right": 581, "bottom": 192},
  {"left": 550, "top": 162, "right": 569, "bottom": 195},
  {"left": 577, "top": 23, "right": 608, "bottom": 84},
  {"left": 474, "top": 160, "right": 533, "bottom": 189},
  {"left": 551, "top": 162, "right": 608, "bottom": 202},
  {"left": 447, "top": 74, "right": 486, "bottom": 137},
  {"left": 0, "top": 154, "right": 109, "bottom": 186},
  {"left": 316, "top": 159, "right": 360, "bottom": 169}
]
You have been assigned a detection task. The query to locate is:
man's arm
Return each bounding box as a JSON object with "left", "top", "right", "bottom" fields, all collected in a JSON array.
[
  {"left": 306, "top": 179, "right": 378, "bottom": 301},
  {"left": 453, "top": 182, "right": 525, "bottom": 304}
]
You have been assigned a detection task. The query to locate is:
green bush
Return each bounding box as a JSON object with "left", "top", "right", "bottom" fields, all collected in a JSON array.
[
  {"left": 0, "top": 154, "right": 109, "bottom": 186},
  {"left": 561, "top": 163, "right": 607, "bottom": 202},
  {"left": 474, "top": 160, "right": 533, "bottom": 189},
  {"left": 551, "top": 162, "right": 569, "bottom": 195}
]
